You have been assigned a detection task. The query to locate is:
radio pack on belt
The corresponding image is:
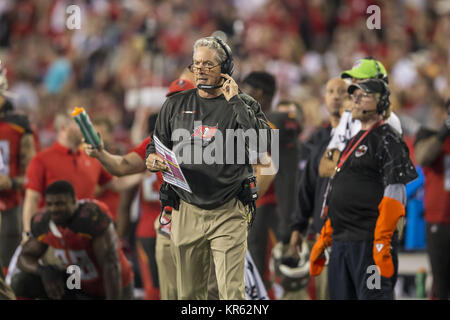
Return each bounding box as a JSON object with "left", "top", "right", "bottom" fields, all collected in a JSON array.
[
  {"left": 237, "top": 176, "right": 259, "bottom": 229},
  {"left": 159, "top": 182, "right": 180, "bottom": 225}
]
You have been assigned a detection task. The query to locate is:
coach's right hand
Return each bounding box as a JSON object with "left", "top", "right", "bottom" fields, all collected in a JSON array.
[{"left": 146, "top": 153, "right": 168, "bottom": 172}]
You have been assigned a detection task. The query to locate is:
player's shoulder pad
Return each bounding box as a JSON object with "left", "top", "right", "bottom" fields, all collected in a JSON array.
[
  {"left": 71, "top": 201, "right": 112, "bottom": 237},
  {"left": 3, "top": 113, "right": 33, "bottom": 134},
  {"left": 31, "top": 211, "right": 51, "bottom": 239}
]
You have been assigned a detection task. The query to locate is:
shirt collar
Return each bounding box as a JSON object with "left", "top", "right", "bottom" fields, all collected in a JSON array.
[{"left": 53, "top": 141, "right": 81, "bottom": 156}]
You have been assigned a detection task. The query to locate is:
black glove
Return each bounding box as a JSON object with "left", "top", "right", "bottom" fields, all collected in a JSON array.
[
  {"left": 437, "top": 114, "right": 450, "bottom": 142},
  {"left": 37, "top": 265, "right": 66, "bottom": 300}
]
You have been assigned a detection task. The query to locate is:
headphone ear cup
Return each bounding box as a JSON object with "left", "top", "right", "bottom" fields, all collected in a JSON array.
[
  {"left": 377, "top": 93, "right": 390, "bottom": 113},
  {"left": 221, "top": 61, "right": 229, "bottom": 75},
  {"left": 220, "top": 56, "right": 233, "bottom": 75}
]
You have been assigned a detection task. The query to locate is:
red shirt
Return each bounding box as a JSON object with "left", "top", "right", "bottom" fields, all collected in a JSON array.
[
  {"left": 136, "top": 173, "right": 164, "bottom": 238},
  {"left": 132, "top": 137, "right": 164, "bottom": 238},
  {"left": 0, "top": 114, "right": 33, "bottom": 210},
  {"left": 25, "top": 142, "right": 113, "bottom": 207},
  {"left": 133, "top": 137, "right": 150, "bottom": 160},
  {"left": 423, "top": 137, "right": 450, "bottom": 224},
  {"left": 256, "top": 182, "right": 277, "bottom": 207},
  {"left": 96, "top": 190, "right": 120, "bottom": 222}
]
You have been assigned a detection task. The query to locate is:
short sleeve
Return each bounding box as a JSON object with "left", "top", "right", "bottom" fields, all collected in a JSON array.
[
  {"left": 25, "top": 156, "right": 46, "bottom": 194},
  {"left": 132, "top": 137, "right": 151, "bottom": 160},
  {"left": 378, "top": 129, "right": 418, "bottom": 186}
]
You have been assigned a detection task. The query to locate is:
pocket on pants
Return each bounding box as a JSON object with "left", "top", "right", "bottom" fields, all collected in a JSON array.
[{"left": 236, "top": 199, "right": 249, "bottom": 224}]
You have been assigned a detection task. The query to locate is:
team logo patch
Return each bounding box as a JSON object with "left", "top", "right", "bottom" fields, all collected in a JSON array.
[
  {"left": 353, "top": 59, "right": 362, "bottom": 69},
  {"left": 375, "top": 243, "right": 384, "bottom": 253},
  {"left": 192, "top": 124, "right": 218, "bottom": 141},
  {"left": 355, "top": 145, "right": 368, "bottom": 157}
]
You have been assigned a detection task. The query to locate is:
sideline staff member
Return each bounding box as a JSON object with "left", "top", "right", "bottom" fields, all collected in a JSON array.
[
  {"left": 310, "top": 79, "right": 417, "bottom": 299},
  {"left": 146, "top": 37, "right": 271, "bottom": 299}
]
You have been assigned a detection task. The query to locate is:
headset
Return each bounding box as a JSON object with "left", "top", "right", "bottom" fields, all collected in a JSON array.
[
  {"left": 357, "top": 78, "right": 390, "bottom": 115},
  {"left": 376, "top": 79, "right": 391, "bottom": 114},
  {"left": 357, "top": 57, "right": 390, "bottom": 114},
  {"left": 196, "top": 37, "right": 234, "bottom": 90}
]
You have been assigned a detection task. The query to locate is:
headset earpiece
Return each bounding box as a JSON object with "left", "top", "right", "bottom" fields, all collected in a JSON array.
[
  {"left": 213, "top": 37, "right": 234, "bottom": 76},
  {"left": 377, "top": 81, "right": 391, "bottom": 114}
]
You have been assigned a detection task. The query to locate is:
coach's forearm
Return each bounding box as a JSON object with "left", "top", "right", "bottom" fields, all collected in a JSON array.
[{"left": 414, "top": 136, "right": 444, "bottom": 167}]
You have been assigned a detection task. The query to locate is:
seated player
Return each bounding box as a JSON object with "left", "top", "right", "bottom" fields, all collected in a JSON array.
[{"left": 11, "top": 180, "right": 134, "bottom": 300}]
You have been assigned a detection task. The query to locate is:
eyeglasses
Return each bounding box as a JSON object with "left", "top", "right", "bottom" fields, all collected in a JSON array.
[
  {"left": 188, "top": 63, "right": 220, "bottom": 73},
  {"left": 350, "top": 92, "right": 376, "bottom": 103}
]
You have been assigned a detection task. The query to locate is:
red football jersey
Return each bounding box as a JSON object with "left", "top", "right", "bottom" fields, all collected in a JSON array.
[
  {"left": 423, "top": 137, "right": 450, "bottom": 224},
  {"left": 132, "top": 137, "right": 163, "bottom": 238},
  {"left": 31, "top": 201, "right": 133, "bottom": 297},
  {"left": 256, "top": 181, "right": 277, "bottom": 207},
  {"left": 136, "top": 172, "right": 164, "bottom": 238},
  {"left": 0, "top": 113, "right": 33, "bottom": 209}
]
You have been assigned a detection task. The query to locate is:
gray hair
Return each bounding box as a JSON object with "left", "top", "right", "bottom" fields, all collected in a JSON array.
[{"left": 193, "top": 37, "right": 229, "bottom": 64}]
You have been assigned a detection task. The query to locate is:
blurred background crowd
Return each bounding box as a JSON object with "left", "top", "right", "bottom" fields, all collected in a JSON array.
[
  {"left": 1, "top": 0, "right": 449, "bottom": 148},
  {"left": 0, "top": 0, "right": 449, "bottom": 299}
]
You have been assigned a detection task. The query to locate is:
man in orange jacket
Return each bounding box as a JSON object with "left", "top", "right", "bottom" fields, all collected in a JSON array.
[{"left": 309, "top": 79, "right": 418, "bottom": 299}]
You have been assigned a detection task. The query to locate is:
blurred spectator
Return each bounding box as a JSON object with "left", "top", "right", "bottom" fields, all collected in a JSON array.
[{"left": 414, "top": 98, "right": 450, "bottom": 300}]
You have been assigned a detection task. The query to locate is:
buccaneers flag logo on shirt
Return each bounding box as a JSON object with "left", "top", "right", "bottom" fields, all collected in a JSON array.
[{"left": 192, "top": 124, "right": 218, "bottom": 142}]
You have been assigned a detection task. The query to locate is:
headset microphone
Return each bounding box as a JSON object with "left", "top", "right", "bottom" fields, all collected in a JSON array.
[
  {"left": 197, "top": 74, "right": 229, "bottom": 90},
  {"left": 197, "top": 79, "right": 225, "bottom": 90},
  {"left": 362, "top": 109, "right": 377, "bottom": 114}
]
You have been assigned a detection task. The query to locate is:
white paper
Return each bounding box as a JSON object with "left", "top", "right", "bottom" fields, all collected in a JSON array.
[{"left": 153, "top": 135, "right": 192, "bottom": 193}]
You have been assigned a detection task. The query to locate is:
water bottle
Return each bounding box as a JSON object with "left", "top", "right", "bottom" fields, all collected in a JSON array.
[
  {"left": 415, "top": 268, "right": 427, "bottom": 299},
  {"left": 71, "top": 107, "right": 101, "bottom": 148}
]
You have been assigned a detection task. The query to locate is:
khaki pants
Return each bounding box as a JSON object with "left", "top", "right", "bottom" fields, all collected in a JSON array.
[
  {"left": 154, "top": 218, "right": 178, "bottom": 300},
  {"left": 171, "top": 198, "right": 248, "bottom": 300}
]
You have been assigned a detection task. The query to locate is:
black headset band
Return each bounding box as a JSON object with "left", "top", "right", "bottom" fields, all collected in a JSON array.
[{"left": 212, "top": 37, "right": 233, "bottom": 75}]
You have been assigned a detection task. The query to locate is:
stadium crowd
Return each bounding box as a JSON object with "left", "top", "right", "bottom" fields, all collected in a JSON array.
[{"left": 0, "top": 0, "right": 448, "bottom": 300}]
